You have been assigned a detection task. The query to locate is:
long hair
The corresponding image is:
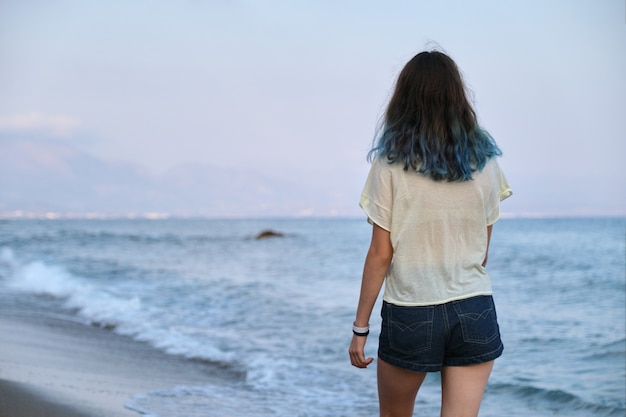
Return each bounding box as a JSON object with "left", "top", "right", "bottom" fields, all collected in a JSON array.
[{"left": 368, "top": 51, "right": 501, "bottom": 181}]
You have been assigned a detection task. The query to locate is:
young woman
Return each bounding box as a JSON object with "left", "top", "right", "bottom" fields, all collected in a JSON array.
[{"left": 349, "top": 50, "right": 512, "bottom": 417}]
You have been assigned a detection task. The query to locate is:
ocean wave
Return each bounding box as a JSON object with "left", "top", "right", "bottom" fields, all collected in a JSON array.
[
  {"left": 2, "top": 228, "right": 275, "bottom": 248},
  {"left": 490, "top": 382, "right": 625, "bottom": 416},
  {"left": 583, "top": 348, "right": 626, "bottom": 361},
  {"left": 0, "top": 247, "right": 237, "bottom": 366}
]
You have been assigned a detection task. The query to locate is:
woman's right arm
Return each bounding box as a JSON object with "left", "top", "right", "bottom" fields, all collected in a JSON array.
[{"left": 348, "top": 223, "right": 393, "bottom": 368}]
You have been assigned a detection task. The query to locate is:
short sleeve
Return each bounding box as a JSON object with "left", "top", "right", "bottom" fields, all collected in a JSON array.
[
  {"left": 486, "top": 159, "right": 513, "bottom": 225},
  {"left": 359, "top": 158, "right": 393, "bottom": 231}
]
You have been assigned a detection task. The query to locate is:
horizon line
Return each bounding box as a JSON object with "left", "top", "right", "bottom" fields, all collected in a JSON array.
[{"left": 1, "top": 210, "right": 625, "bottom": 221}]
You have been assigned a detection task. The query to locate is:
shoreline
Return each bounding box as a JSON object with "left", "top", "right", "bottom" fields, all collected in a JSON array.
[{"left": 0, "top": 294, "right": 243, "bottom": 417}]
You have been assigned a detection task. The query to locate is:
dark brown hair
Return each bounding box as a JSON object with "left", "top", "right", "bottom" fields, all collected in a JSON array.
[{"left": 369, "top": 51, "right": 501, "bottom": 181}]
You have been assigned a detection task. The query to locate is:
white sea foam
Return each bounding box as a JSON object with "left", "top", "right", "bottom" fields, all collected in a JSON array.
[{"left": 1, "top": 247, "right": 235, "bottom": 364}]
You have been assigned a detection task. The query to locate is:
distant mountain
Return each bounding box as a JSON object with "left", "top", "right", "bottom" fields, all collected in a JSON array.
[
  {"left": 0, "top": 135, "right": 149, "bottom": 214},
  {"left": 0, "top": 135, "right": 359, "bottom": 217}
]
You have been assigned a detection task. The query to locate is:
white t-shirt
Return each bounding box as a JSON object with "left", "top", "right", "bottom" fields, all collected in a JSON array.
[{"left": 360, "top": 157, "right": 512, "bottom": 306}]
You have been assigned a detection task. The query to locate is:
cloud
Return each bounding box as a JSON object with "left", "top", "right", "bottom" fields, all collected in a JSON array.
[{"left": 0, "top": 112, "right": 81, "bottom": 137}]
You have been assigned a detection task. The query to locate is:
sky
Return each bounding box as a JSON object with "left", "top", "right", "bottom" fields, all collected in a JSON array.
[{"left": 0, "top": 0, "right": 625, "bottom": 218}]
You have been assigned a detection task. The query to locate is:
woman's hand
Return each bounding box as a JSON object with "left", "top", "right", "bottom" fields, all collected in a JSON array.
[{"left": 349, "top": 334, "right": 374, "bottom": 368}]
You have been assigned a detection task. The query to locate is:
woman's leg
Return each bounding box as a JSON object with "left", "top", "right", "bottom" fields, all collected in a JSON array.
[
  {"left": 440, "top": 361, "right": 494, "bottom": 417},
  {"left": 377, "top": 359, "right": 427, "bottom": 417}
]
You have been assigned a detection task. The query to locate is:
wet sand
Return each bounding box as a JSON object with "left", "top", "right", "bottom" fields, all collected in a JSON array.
[
  {"left": 0, "top": 295, "right": 243, "bottom": 417},
  {"left": 0, "top": 379, "right": 92, "bottom": 417}
]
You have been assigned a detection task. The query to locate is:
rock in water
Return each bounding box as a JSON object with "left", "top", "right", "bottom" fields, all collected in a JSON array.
[{"left": 255, "top": 230, "right": 284, "bottom": 239}]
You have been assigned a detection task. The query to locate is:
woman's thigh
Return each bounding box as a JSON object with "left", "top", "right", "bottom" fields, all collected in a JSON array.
[
  {"left": 440, "top": 361, "right": 494, "bottom": 417},
  {"left": 377, "top": 359, "right": 427, "bottom": 417}
]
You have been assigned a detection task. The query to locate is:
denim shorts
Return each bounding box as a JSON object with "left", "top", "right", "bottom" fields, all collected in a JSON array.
[{"left": 378, "top": 295, "right": 503, "bottom": 372}]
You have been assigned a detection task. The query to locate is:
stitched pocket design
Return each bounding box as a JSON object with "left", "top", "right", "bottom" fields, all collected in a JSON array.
[
  {"left": 454, "top": 297, "right": 499, "bottom": 344},
  {"left": 387, "top": 305, "right": 434, "bottom": 354}
]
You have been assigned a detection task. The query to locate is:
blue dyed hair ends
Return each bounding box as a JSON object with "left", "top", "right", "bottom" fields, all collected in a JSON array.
[{"left": 369, "top": 51, "right": 501, "bottom": 181}]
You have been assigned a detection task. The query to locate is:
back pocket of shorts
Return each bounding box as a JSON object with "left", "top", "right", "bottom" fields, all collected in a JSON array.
[
  {"left": 454, "top": 296, "right": 499, "bottom": 344},
  {"left": 387, "top": 305, "right": 433, "bottom": 354}
]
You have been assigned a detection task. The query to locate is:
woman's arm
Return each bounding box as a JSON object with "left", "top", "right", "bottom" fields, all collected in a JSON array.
[{"left": 349, "top": 223, "right": 393, "bottom": 368}]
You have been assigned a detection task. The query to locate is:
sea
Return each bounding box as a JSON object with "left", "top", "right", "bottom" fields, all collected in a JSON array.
[{"left": 0, "top": 217, "right": 624, "bottom": 417}]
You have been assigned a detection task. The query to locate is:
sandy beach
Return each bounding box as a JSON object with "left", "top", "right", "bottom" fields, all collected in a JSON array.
[{"left": 0, "top": 294, "right": 243, "bottom": 417}]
